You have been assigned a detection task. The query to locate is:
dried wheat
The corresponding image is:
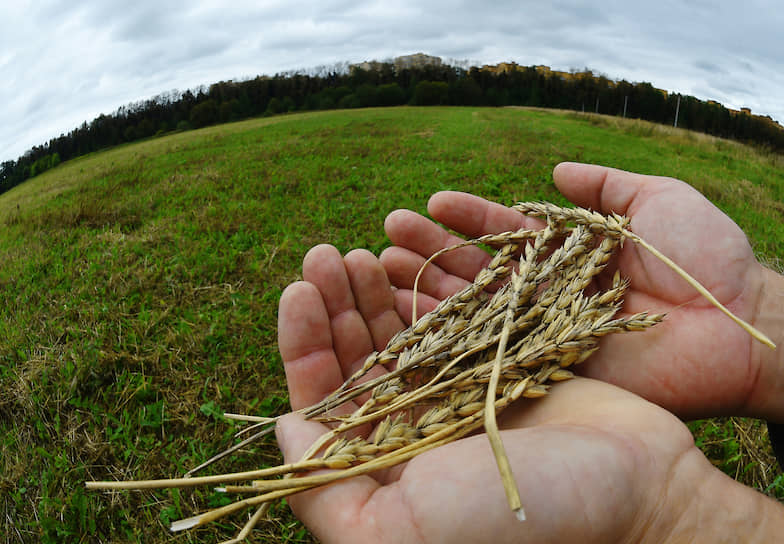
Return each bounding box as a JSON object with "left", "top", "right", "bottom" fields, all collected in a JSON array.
[{"left": 86, "top": 201, "right": 774, "bottom": 543}]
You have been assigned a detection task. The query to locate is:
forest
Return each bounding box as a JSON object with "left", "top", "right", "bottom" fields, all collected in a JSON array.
[{"left": 2, "top": 60, "right": 783, "bottom": 195}]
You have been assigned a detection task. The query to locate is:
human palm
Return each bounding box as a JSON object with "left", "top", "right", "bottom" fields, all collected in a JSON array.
[
  {"left": 380, "top": 163, "right": 765, "bottom": 419},
  {"left": 276, "top": 242, "right": 708, "bottom": 544}
]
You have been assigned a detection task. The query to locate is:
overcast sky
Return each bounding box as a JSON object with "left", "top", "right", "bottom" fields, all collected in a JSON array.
[{"left": 2, "top": 0, "right": 782, "bottom": 163}]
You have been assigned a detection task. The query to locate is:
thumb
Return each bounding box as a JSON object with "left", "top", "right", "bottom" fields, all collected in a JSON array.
[
  {"left": 552, "top": 162, "right": 658, "bottom": 215},
  {"left": 275, "top": 412, "right": 327, "bottom": 464},
  {"left": 274, "top": 413, "right": 381, "bottom": 542}
]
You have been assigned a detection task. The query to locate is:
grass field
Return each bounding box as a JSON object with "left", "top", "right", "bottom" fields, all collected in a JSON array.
[{"left": 1, "top": 106, "right": 783, "bottom": 543}]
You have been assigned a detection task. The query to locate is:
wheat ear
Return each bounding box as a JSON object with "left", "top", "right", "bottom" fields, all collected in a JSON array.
[{"left": 86, "top": 201, "right": 774, "bottom": 543}]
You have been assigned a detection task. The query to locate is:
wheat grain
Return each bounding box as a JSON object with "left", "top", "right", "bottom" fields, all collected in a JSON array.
[{"left": 86, "top": 201, "right": 774, "bottom": 542}]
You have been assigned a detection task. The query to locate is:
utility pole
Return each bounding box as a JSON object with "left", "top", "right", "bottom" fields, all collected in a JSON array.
[
  {"left": 595, "top": 97, "right": 599, "bottom": 113},
  {"left": 674, "top": 95, "right": 681, "bottom": 128},
  {"left": 623, "top": 95, "right": 628, "bottom": 118}
]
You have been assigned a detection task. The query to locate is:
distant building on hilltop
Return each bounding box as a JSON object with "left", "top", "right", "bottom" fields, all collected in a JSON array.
[
  {"left": 394, "top": 53, "right": 442, "bottom": 71},
  {"left": 351, "top": 53, "right": 443, "bottom": 74},
  {"left": 480, "top": 62, "right": 521, "bottom": 74},
  {"left": 352, "top": 60, "right": 388, "bottom": 73}
]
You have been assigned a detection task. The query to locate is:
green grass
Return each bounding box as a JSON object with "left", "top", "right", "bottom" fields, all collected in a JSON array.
[{"left": 1, "top": 106, "right": 783, "bottom": 542}]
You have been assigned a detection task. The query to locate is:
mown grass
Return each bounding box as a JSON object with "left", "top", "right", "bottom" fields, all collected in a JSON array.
[{"left": 1, "top": 106, "right": 782, "bottom": 543}]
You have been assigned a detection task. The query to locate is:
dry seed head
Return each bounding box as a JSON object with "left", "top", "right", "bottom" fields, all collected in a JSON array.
[
  {"left": 521, "top": 385, "right": 549, "bottom": 398},
  {"left": 89, "top": 200, "right": 774, "bottom": 541},
  {"left": 548, "top": 369, "right": 575, "bottom": 381}
]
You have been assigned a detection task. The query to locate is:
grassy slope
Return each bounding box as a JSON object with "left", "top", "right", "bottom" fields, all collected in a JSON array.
[{"left": 1, "top": 107, "right": 782, "bottom": 543}]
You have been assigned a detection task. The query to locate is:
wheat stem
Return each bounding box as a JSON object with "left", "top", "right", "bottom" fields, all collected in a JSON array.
[
  {"left": 484, "top": 269, "right": 525, "bottom": 520},
  {"left": 621, "top": 229, "right": 774, "bottom": 349}
]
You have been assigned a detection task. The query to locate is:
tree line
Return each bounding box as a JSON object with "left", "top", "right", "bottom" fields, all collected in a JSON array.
[{"left": 2, "top": 61, "right": 783, "bottom": 195}]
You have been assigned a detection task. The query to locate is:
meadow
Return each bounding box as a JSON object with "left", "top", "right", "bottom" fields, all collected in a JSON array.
[{"left": 1, "top": 106, "right": 783, "bottom": 543}]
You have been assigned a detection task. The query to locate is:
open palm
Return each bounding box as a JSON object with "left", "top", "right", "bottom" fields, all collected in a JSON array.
[
  {"left": 276, "top": 243, "right": 712, "bottom": 544},
  {"left": 380, "top": 163, "right": 767, "bottom": 419}
]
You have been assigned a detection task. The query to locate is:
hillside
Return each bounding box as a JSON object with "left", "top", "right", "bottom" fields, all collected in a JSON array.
[
  {"left": 1, "top": 107, "right": 782, "bottom": 543},
  {"left": 4, "top": 57, "right": 784, "bottom": 195}
]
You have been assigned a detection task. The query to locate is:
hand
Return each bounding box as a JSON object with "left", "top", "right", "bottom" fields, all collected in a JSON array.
[
  {"left": 276, "top": 245, "right": 780, "bottom": 543},
  {"left": 381, "top": 162, "right": 774, "bottom": 420}
]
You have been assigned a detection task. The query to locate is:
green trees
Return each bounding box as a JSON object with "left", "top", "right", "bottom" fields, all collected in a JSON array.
[
  {"left": 29, "top": 153, "right": 60, "bottom": 178},
  {"left": 376, "top": 83, "right": 406, "bottom": 106},
  {"left": 265, "top": 96, "right": 295, "bottom": 115},
  {"left": 413, "top": 81, "right": 449, "bottom": 105},
  {"left": 449, "top": 77, "right": 483, "bottom": 105},
  {"left": 190, "top": 100, "right": 219, "bottom": 128},
  {"left": 2, "top": 59, "right": 782, "bottom": 196}
]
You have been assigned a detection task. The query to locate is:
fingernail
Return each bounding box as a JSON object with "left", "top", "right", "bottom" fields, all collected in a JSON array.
[{"left": 275, "top": 418, "right": 289, "bottom": 457}]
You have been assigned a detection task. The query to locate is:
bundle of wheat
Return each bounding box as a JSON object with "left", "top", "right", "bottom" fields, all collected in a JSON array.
[{"left": 86, "top": 202, "right": 773, "bottom": 544}]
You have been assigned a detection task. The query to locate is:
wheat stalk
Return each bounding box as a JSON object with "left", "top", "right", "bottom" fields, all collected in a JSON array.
[{"left": 85, "top": 202, "right": 774, "bottom": 542}]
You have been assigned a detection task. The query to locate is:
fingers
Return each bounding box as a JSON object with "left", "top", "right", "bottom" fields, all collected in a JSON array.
[
  {"left": 553, "top": 162, "right": 753, "bottom": 297},
  {"left": 278, "top": 281, "right": 347, "bottom": 410},
  {"left": 552, "top": 162, "right": 663, "bottom": 215},
  {"left": 384, "top": 192, "right": 546, "bottom": 290},
  {"left": 281, "top": 245, "right": 406, "bottom": 410},
  {"left": 390, "top": 288, "right": 441, "bottom": 326},
  {"left": 302, "top": 245, "right": 375, "bottom": 379},
  {"left": 427, "top": 190, "right": 542, "bottom": 238},
  {"left": 382, "top": 193, "right": 547, "bottom": 319},
  {"left": 384, "top": 208, "right": 493, "bottom": 284},
  {"left": 302, "top": 244, "right": 356, "bottom": 319},
  {"left": 302, "top": 245, "right": 405, "bottom": 373},
  {"left": 380, "top": 245, "right": 471, "bottom": 299},
  {"left": 343, "top": 249, "right": 406, "bottom": 350}
]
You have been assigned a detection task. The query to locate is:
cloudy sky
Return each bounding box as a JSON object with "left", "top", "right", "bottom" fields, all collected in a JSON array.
[{"left": 2, "top": 0, "right": 782, "bottom": 163}]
